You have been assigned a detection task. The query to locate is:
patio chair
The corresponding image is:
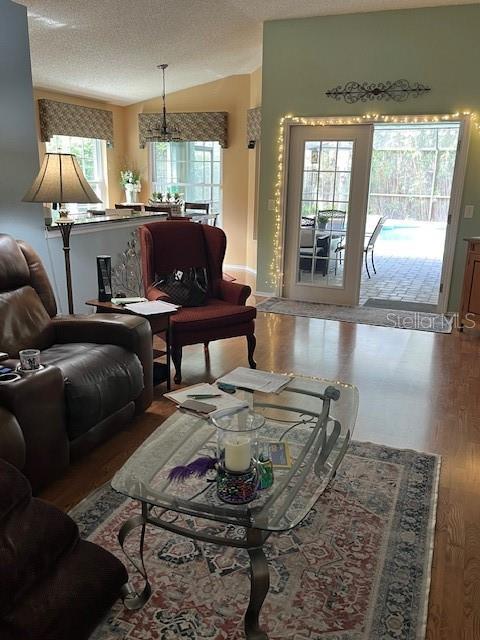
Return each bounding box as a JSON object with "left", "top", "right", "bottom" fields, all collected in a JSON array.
[
  {"left": 364, "top": 216, "right": 386, "bottom": 278},
  {"left": 316, "top": 209, "right": 346, "bottom": 276},
  {"left": 335, "top": 216, "right": 386, "bottom": 278}
]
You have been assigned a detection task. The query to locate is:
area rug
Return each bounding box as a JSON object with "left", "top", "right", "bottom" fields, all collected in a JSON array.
[
  {"left": 256, "top": 297, "right": 453, "bottom": 334},
  {"left": 364, "top": 299, "right": 438, "bottom": 314},
  {"left": 71, "top": 442, "right": 440, "bottom": 640}
]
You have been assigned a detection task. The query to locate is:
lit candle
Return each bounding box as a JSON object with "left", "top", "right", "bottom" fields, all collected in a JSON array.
[{"left": 224, "top": 436, "right": 251, "bottom": 473}]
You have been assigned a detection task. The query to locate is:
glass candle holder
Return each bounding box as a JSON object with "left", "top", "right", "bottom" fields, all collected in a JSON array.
[{"left": 212, "top": 409, "right": 265, "bottom": 504}]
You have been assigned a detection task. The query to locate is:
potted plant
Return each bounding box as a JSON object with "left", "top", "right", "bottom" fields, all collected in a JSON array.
[
  {"left": 120, "top": 169, "right": 141, "bottom": 204},
  {"left": 150, "top": 191, "right": 163, "bottom": 203},
  {"left": 317, "top": 213, "right": 330, "bottom": 230}
]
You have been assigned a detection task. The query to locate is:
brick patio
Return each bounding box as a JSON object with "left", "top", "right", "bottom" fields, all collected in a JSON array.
[
  {"left": 299, "top": 222, "right": 445, "bottom": 307},
  {"left": 358, "top": 254, "right": 442, "bottom": 306}
]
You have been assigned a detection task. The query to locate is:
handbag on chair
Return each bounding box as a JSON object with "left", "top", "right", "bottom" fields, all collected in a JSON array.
[{"left": 154, "top": 267, "right": 208, "bottom": 307}]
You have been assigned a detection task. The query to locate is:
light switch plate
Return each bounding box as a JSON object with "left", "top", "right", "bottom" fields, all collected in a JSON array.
[{"left": 464, "top": 205, "right": 474, "bottom": 219}]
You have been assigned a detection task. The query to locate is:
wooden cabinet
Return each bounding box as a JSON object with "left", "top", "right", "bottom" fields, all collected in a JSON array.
[{"left": 459, "top": 238, "right": 480, "bottom": 330}]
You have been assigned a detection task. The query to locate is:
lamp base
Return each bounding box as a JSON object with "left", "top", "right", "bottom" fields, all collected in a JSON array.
[{"left": 56, "top": 219, "right": 75, "bottom": 315}]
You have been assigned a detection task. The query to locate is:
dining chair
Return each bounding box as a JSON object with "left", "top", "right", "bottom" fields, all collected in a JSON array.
[
  {"left": 184, "top": 202, "right": 217, "bottom": 226},
  {"left": 145, "top": 204, "right": 173, "bottom": 213},
  {"left": 115, "top": 203, "right": 142, "bottom": 211},
  {"left": 184, "top": 202, "right": 210, "bottom": 214},
  {"left": 166, "top": 214, "right": 192, "bottom": 221}
]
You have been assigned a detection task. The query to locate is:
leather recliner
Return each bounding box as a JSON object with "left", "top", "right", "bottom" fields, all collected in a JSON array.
[
  {"left": 0, "top": 234, "right": 153, "bottom": 492},
  {"left": 0, "top": 406, "right": 128, "bottom": 640}
]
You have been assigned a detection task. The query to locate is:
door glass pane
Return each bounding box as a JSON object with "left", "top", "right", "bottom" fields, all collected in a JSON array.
[
  {"left": 297, "top": 140, "right": 354, "bottom": 288},
  {"left": 320, "top": 143, "right": 337, "bottom": 171},
  {"left": 334, "top": 172, "right": 351, "bottom": 201},
  {"left": 302, "top": 172, "right": 318, "bottom": 200},
  {"left": 318, "top": 172, "right": 335, "bottom": 200},
  {"left": 304, "top": 142, "right": 321, "bottom": 169}
]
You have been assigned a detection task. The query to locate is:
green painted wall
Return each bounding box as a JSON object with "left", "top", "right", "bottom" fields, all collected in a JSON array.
[{"left": 257, "top": 4, "right": 480, "bottom": 310}]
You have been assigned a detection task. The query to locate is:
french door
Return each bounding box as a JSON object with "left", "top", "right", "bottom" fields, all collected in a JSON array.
[{"left": 284, "top": 125, "right": 373, "bottom": 305}]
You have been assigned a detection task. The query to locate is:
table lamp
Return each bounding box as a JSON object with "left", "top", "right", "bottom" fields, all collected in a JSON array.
[{"left": 23, "top": 153, "right": 101, "bottom": 314}]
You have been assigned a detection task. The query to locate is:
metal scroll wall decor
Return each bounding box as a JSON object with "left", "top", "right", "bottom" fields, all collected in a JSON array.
[
  {"left": 326, "top": 80, "right": 431, "bottom": 103},
  {"left": 112, "top": 231, "right": 144, "bottom": 297}
]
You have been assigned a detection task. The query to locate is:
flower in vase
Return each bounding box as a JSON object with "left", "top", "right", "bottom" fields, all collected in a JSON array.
[{"left": 120, "top": 168, "right": 141, "bottom": 188}]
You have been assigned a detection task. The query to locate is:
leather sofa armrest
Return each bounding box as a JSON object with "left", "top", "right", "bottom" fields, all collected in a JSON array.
[
  {"left": 52, "top": 314, "right": 153, "bottom": 413},
  {"left": 0, "top": 366, "right": 68, "bottom": 492},
  {"left": 0, "top": 406, "right": 26, "bottom": 471},
  {"left": 218, "top": 279, "right": 252, "bottom": 306}
]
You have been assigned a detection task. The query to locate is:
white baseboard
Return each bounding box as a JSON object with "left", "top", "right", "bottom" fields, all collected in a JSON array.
[
  {"left": 224, "top": 263, "right": 257, "bottom": 275},
  {"left": 222, "top": 264, "right": 274, "bottom": 297}
]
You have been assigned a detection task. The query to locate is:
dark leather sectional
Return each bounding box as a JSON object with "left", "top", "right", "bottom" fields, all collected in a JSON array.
[{"left": 0, "top": 233, "right": 153, "bottom": 491}]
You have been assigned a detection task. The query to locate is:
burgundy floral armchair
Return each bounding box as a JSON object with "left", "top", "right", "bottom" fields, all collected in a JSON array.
[{"left": 138, "top": 221, "right": 256, "bottom": 384}]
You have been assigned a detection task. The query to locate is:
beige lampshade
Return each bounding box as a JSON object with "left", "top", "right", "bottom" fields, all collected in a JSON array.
[{"left": 23, "top": 153, "right": 101, "bottom": 204}]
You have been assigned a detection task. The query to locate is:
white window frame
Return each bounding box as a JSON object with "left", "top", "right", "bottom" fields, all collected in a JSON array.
[
  {"left": 45, "top": 135, "right": 107, "bottom": 211},
  {"left": 149, "top": 140, "right": 223, "bottom": 214}
]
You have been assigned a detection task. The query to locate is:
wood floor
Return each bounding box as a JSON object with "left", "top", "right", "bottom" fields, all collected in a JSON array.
[{"left": 41, "top": 309, "right": 480, "bottom": 639}]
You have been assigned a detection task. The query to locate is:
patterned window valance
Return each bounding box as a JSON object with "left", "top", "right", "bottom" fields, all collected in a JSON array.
[
  {"left": 138, "top": 112, "right": 228, "bottom": 149},
  {"left": 38, "top": 99, "right": 114, "bottom": 147},
  {"left": 247, "top": 107, "right": 262, "bottom": 146}
]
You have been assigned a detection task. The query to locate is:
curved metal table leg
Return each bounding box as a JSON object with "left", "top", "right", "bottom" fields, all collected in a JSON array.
[
  {"left": 118, "top": 507, "right": 152, "bottom": 610},
  {"left": 245, "top": 529, "right": 270, "bottom": 640}
]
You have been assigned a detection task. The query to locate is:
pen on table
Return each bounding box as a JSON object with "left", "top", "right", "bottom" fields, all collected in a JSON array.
[{"left": 187, "top": 393, "right": 222, "bottom": 399}]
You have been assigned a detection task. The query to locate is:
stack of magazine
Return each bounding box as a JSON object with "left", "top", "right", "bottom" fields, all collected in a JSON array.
[
  {"left": 216, "top": 367, "right": 290, "bottom": 394},
  {"left": 164, "top": 383, "right": 248, "bottom": 419}
]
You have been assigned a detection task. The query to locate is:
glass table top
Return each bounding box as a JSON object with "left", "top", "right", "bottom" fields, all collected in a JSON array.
[{"left": 111, "top": 375, "right": 359, "bottom": 532}]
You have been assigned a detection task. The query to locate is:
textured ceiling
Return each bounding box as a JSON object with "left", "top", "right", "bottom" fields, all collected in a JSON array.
[{"left": 19, "top": 0, "right": 478, "bottom": 105}]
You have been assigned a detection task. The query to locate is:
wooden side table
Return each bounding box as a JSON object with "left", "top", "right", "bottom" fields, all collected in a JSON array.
[{"left": 85, "top": 299, "right": 175, "bottom": 390}]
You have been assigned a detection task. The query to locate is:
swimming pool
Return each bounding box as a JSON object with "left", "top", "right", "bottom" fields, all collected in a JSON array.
[{"left": 372, "top": 220, "right": 447, "bottom": 259}]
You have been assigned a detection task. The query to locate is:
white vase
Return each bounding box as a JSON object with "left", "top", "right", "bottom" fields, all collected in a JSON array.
[{"left": 125, "top": 187, "right": 137, "bottom": 204}]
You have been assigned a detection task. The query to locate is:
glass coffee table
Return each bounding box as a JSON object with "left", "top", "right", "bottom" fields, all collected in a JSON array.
[{"left": 111, "top": 374, "right": 359, "bottom": 640}]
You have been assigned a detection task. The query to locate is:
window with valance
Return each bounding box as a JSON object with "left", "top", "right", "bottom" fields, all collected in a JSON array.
[
  {"left": 38, "top": 99, "right": 114, "bottom": 147},
  {"left": 138, "top": 112, "right": 228, "bottom": 149}
]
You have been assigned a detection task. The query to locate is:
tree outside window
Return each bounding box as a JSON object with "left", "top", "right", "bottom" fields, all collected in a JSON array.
[{"left": 368, "top": 124, "right": 460, "bottom": 222}]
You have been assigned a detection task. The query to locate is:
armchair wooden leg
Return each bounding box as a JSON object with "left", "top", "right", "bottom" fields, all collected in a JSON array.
[
  {"left": 204, "top": 341, "right": 209, "bottom": 351},
  {"left": 247, "top": 334, "right": 257, "bottom": 369},
  {"left": 171, "top": 345, "right": 183, "bottom": 385}
]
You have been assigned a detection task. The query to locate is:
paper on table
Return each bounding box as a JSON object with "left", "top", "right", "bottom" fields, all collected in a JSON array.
[
  {"left": 111, "top": 297, "right": 146, "bottom": 305},
  {"left": 216, "top": 367, "right": 290, "bottom": 394},
  {"left": 164, "top": 383, "right": 248, "bottom": 419},
  {"left": 124, "top": 300, "right": 179, "bottom": 315}
]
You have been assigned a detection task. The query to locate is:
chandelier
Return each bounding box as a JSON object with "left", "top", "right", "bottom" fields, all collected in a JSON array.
[{"left": 145, "top": 64, "right": 181, "bottom": 143}]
